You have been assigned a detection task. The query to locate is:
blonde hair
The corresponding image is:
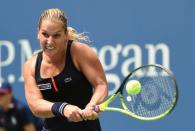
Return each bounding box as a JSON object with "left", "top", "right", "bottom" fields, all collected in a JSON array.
[{"left": 38, "top": 8, "right": 89, "bottom": 42}]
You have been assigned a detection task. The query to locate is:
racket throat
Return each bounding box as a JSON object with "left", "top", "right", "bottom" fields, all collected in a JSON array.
[{"left": 94, "top": 105, "right": 101, "bottom": 112}]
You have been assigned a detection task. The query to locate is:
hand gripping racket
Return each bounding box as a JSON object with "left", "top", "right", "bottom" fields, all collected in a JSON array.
[{"left": 94, "top": 64, "right": 178, "bottom": 121}]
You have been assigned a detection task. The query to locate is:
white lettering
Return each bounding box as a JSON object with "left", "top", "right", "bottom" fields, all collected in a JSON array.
[
  {"left": 1, "top": 39, "right": 171, "bottom": 96},
  {"left": 0, "top": 41, "right": 15, "bottom": 82},
  {"left": 106, "top": 73, "right": 120, "bottom": 96},
  {"left": 99, "top": 44, "right": 122, "bottom": 71},
  {"left": 0, "top": 40, "right": 15, "bottom": 67},
  {"left": 145, "top": 43, "right": 170, "bottom": 69},
  {"left": 121, "top": 44, "right": 142, "bottom": 77}
]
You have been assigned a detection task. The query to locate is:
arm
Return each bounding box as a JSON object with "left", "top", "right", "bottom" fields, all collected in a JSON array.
[
  {"left": 23, "top": 56, "right": 54, "bottom": 118},
  {"left": 23, "top": 55, "right": 84, "bottom": 122},
  {"left": 72, "top": 43, "right": 108, "bottom": 120}
]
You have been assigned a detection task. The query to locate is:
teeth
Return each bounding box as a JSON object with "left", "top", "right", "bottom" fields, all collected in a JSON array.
[{"left": 46, "top": 46, "right": 55, "bottom": 50}]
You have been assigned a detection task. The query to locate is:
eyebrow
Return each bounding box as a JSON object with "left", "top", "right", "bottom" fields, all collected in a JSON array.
[{"left": 41, "top": 30, "right": 63, "bottom": 35}]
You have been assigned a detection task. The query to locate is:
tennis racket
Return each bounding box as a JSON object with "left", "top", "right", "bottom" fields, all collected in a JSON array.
[{"left": 94, "top": 64, "right": 178, "bottom": 121}]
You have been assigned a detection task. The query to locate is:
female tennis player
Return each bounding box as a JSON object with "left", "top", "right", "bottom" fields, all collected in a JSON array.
[{"left": 23, "top": 8, "right": 108, "bottom": 131}]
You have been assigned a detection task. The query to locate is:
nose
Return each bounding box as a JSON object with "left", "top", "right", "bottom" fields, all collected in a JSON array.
[{"left": 47, "top": 36, "right": 53, "bottom": 44}]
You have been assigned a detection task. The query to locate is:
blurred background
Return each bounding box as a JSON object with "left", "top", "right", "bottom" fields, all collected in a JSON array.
[{"left": 1, "top": 0, "right": 195, "bottom": 131}]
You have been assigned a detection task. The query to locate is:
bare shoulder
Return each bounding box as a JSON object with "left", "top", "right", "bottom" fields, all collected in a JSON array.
[
  {"left": 23, "top": 54, "right": 38, "bottom": 77},
  {"left": 71, "top": 41, "right": 99, "bottom": 71},
  {"left": 71, "top": 41, "right": 97, "bottom": 58}
]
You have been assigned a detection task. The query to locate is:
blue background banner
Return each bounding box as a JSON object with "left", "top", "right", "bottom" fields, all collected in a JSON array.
[{"left": 1, "top": 0, "right": 195, "bottom": 131}]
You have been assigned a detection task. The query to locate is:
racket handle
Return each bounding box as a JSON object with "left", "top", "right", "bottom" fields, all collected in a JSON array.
[{"left": 94, "top": 105, "right": 100, "bottom": 113}]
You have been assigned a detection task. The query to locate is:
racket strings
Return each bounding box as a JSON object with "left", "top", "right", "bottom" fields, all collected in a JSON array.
[
  {"left": 122, "top": 66, "right": 177, "bottom": 118},
  {"left": 140, "top": 77, "right": 173, "bottom": 117}
]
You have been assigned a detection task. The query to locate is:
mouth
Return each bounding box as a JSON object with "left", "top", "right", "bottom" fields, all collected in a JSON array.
[{"left": 45, "top": 45, "right": 55, "bottom": 51}]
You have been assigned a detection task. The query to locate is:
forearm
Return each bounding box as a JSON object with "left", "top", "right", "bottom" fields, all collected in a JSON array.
[
  {"left": 89, "top": 83, "right": 108, "bottom": 105},
  {"left": 28, "top": 99, "right": 54, "bottom": 118},
  {"left": 82, "top": 83, "right": 108, "bottom": 120}
]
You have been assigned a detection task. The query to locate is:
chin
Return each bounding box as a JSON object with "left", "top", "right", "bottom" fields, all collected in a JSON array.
[{"left": 44, "top": 49, "right": 57, "bottom": 56}]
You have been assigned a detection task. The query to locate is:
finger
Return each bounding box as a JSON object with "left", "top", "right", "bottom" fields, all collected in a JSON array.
[
  {"left": 81, "top": 110, "right": 88, "bottom": 121},
  {"left": 90, "top": 111, "right": 99, "bottom": 120},
  {"left": 70, "top": 115, "right": 82, "bottom": 122}
]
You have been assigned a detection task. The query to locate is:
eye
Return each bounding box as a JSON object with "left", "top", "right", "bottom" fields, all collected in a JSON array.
[
  {"left": 53, "top": 34, "right": 61, "bottom": 38},
  {"left": 42, "top": 32, "right": 49, "bottom": 38}
]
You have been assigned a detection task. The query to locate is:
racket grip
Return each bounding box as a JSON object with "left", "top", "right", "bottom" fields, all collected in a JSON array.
[{"left": 94, "top": 105, "right": 100, "bottom": 113}]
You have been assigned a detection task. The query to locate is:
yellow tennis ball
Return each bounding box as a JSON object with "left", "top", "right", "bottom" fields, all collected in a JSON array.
[{"left": 126, "top": 80, "right": 141, "bottom": 95}]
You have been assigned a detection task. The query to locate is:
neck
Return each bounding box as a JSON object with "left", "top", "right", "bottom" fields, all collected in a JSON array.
[{"left": 44, "top": 50, "right": 66, "bottom": 64}]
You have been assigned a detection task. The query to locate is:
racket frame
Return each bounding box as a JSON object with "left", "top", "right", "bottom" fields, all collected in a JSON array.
[{"left": 96, "top": 64, "right": 178, "bottom": 121}]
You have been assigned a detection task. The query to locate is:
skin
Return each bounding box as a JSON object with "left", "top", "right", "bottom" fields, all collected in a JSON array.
[
  {"left": 0, "top": 93, "right": 36, "bottom": 131},
  {"left": 23, "top": 19, "right": 108, "bottom": 122}
]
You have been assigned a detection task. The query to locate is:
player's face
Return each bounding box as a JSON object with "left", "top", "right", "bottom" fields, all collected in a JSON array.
[{"left": 38, "top": 20, "right": 68, "bottom": 56}]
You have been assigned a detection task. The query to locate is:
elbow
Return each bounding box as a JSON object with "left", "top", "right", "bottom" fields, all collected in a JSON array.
[
  {"left": 28, "top": 102, "right": 42, "bottom": 118},
  {"left": 28, "top": 105, "right": 38, "bottom": 117},
  {"left": 31, "top": 108, "right": 40, "bottom": 117}
]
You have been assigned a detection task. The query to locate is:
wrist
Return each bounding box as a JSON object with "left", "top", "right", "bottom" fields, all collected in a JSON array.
[
  {"left": 86, "top": 102, "right": 96, "bottom": 110},
  {"left": 51, "top": 102, "right": 69, "bottom": 117}
]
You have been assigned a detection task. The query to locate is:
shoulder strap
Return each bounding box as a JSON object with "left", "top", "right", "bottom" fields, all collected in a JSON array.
[{"left": 35, "top": 51, "right": 42, "bottom": 82}]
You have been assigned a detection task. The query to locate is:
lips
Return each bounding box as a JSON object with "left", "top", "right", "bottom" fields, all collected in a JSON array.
[{"left": 45, "top": 45, "right": 55, "bottom": 50}]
